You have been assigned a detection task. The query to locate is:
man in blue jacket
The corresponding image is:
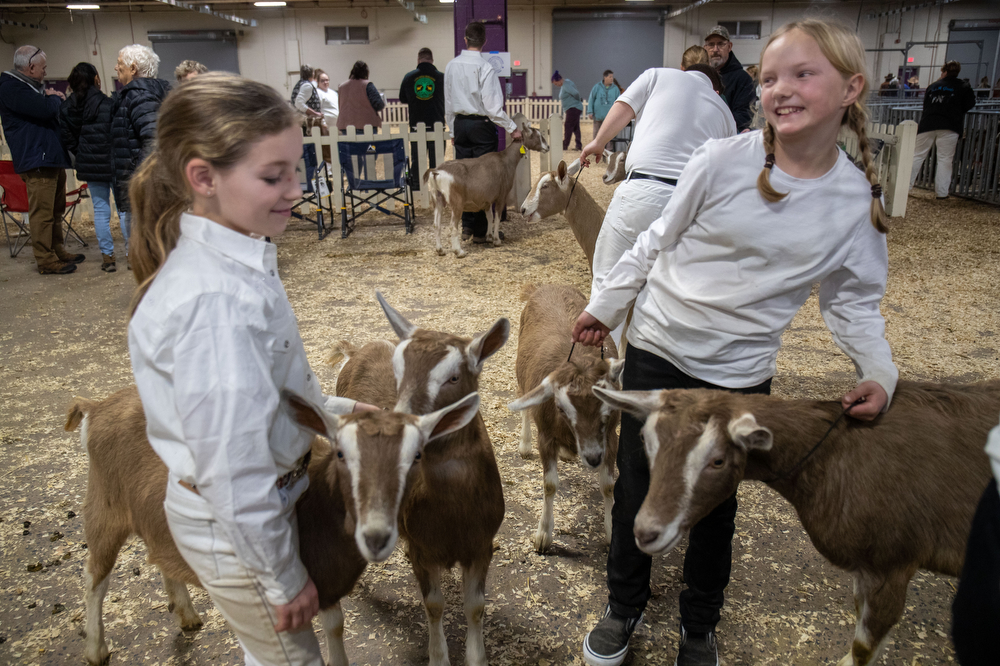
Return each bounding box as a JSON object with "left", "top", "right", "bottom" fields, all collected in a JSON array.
[
  {"left": 909, "top": 60, "right": 976, "bottom": 199},
  {"left": 587, "top": 70, "right": 620, "bottom": 150},
  {"left": 0, "top": 46, "right": 81, "bottom": 274}
]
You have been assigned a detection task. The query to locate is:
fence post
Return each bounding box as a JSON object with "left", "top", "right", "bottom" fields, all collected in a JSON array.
[
  {"left": 548, "top": 113, "right": 563, "bottom": 171},
  {"left": 414, "top": 123, "right": 430, "bottom": 208},
  {"left": 538, "top": 117, "right": 551, "bottom": 173},
  {"left": 886, "top": 120, "right": 917, "bottom": 218}
]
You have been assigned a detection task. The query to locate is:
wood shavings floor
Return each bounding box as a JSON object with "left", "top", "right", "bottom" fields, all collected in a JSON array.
[{"left": 0, "top": 152, "right": 997, "bottom": 665}]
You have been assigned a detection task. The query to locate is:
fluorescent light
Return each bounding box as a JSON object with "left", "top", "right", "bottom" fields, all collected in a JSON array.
[
  {"left": 439, "top": 0, "right": 454, "bottom": 4},
  {"left": 67, "top": 4, "right": 100, "bottom": 8},
  {"left": 253, "top": 1, "right": 286, "bottom": 5}
]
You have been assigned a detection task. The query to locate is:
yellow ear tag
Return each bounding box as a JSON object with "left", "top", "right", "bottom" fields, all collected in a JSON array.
[{"left": 519, "top": 145, "right": 526, "bottom": 155}]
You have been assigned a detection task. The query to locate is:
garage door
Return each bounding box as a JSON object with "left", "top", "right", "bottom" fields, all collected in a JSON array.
[
  {"left": 552, "top": 9, "right": 664, "bottom": 97},
  {"left": 149, "top": 30, "right": 241, "bottom": 81}
]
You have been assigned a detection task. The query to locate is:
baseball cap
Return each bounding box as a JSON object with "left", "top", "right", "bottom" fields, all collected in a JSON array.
[{"left": 705, "top": 25, "right": 730, "bottom": 41}]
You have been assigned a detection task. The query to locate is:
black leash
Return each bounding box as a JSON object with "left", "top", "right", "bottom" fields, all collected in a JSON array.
[
  {"left": 565, "top": 166, "right": 583, "bottom": 211},
  {"left": 762, "top": 397, "right": 866, "bottom": 483},
  {"left": 566, "top": 339, "right": 604, "bottom": 362}
]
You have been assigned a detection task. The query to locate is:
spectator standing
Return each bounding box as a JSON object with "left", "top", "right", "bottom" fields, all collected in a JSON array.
[
  {"left": 680, "top": 45, "right": 709, "bottom": 70},
  {"left": 174, "top": 60, "right": 207, "bottom": 82},
  {"left": 909, "top": 60, "right": 976, "bottom": 199},
  {"left": 444, "top": 22, "right": 521, "bottom": 244},
  {"left": 59, "top": 62, "right": 118, "bottom": 272},
  {"left": 336, "top": 61, "right": 384, "bottom": 132},
  {"left": 313, "top": 69, "right": 338, "bottom": 132},
  {"left": 553, "top": 71, "right": 583, "bottom": 151},
  {"left": 705, "top": 25, "right": 756, "bottom": 132},
  {"left": 0, "top": 45, "right": 80, "bottom": 274},
  {"left": 399, "top": 47, "right": 446, "bottom": 186},
  {"left": 112, "top": 44, "right": 171, "bottom": 262},
  {"left": 879, "top": 73, "right": 896, "bottom": 96},
  {"left": 292, "top": 65, "right": 323, "bottom": 131},
  {"left": 587, "top": 70, "right": 620, "bottom": 149},
  {"left": 578, "top": 66, "right": 736, "bottom": 348}
]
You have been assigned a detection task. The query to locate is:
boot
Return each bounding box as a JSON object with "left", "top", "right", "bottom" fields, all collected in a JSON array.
[
  {"left": 55, "top": 246, "right": 85, "bottom": 264},
  {"left": 38, "top": 261, "right": 77, "bottom": 275},
  {"left": 101, "top": 254, "right": 117, "bottom": 273}
]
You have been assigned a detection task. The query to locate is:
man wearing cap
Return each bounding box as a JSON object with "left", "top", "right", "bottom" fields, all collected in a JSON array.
[
  {"left": 552, "top": 71, "right": 583, "bottom": 151},
  {"left": 444, "top": 21, "right": 522, "bottom": 244},
  {"left": 704, "top": 25, "right": 756, "bottom": 132}
]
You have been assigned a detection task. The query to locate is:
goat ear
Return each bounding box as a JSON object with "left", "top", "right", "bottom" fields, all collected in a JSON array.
[
  {"left": 603, "top": 148, "right": 613, "bottom": 160},
  {"left": 467, "top": 317, "right": 510, "bottom": 372},
  {"left": 418, "top": 392, "right": 480, "bottom": 442},
  {"left": 592, "top": 387, "right": 662, "bottom": 419},
  {"left": 727, "top": 413, "right": 773, "bottom": 452},
  {"left": 282, "top": 390, "right": 339, "bottom": 440},
  {"left": 605, "top": 359, "right": 626, "bottom": 388},
  {"left": 376, "top": 291, "right": 417, "bottom": 340},
  {"left": 508, "top": 377, "right": 554, "bottom": 411},
  {"left": 566, "top": 159, "right": 582, "bottom": 177},
  {"left": 557, "top": 160, "right": 568, "bottom": 180}
]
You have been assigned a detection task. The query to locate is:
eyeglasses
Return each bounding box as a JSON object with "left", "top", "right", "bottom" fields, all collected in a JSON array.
[
  {"left": 27, "top": 47, "right": 43, "bottom": 64},
  {"left": 704, "top": 42, "right": 728, "bottom": 51}
]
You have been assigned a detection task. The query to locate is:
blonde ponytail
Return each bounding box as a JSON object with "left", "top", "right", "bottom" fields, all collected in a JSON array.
[
  {"left": 756, "top": 122, "right": 788, "bottom": 202},
  {"left": 126, "top": 73, "right": 297, "bottom": 317},
  {"left": 846, "top": 102, "right": 889, "bottom": 233}
]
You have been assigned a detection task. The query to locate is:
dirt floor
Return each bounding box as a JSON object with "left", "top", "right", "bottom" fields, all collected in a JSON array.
[{"left": 1, "top": 147, "right": 998, "bottom": 666}]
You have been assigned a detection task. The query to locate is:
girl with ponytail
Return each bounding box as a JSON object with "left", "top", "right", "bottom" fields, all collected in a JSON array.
[
  {"left": 574, "top": 19, "right": 897, "bottom": 666},
  {"left": 127, "top": 73, "right": 377, "bottom": 665}
]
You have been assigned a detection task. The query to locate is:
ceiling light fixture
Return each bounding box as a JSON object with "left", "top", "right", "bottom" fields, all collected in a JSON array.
[
  {"left": 439, "top": 0, "right": 455, "bottom": 3},
  {"left": 67, "top": 4, "right": 101, "bottom": 8},
  {"left": 253, "top": 1, "right": 286, "bottom": 6}
]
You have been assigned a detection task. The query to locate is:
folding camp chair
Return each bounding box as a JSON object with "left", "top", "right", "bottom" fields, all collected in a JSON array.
[
  {"left": 63, "top": 182, "right": 90, "bottom": 247},
  {"left": 290, "top": 144, "right": 334, "bottom": 240},
  {"left": 337, "top": 138, "right": 414, "bottom": 239},
  {"left": 0, "top": 160, "right": 31, "bottom": 258}
]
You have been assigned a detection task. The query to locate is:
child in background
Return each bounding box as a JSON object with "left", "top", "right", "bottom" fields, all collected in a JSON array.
[
  {"left": 574, "top": 20, "right": 897, "bottom": 666},
  {"left": 127, "top": 74, "right": 378, "bottom": 665}
]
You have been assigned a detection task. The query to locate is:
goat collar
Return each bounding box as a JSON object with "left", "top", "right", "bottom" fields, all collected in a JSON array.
[{"left": 761, "top": 397, "right": 865, "bottom": 483}]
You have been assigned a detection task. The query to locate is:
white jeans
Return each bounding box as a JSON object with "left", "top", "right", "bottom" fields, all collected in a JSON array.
[
  {"left": 910, "top": 129, "right": 958, "bottom": 198},
  {"left": 164, "top": 477, "right": 323, "bottom": 666},
  {"left": 591, "top": 177, "right": 675, "bottom": 347}
]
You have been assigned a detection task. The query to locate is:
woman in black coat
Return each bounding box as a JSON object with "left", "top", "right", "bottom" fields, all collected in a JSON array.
[{"left": 59, "top": 62, "right": 119, "bottom": 272}]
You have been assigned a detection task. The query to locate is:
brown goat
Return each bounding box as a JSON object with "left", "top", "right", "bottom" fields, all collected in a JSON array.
[
  {"left": 519, "top": 160, "right": 604, "bottom": 271},
  {"left": 65, "top": 385, "right": 476, "bottom": 666},
  {"left": 593, "top": 381, "right": 1000, "bottom": 666},
  {"left": 425, "top": 117, "right": 549, "bottom": 258},
  {"left": 602, "top": 148, "right": 628, "bottom": 185},
  {"left": 508, "top": 284, "right": 623, "bottom": 552},
  {"left": 332, "top": 292, "right": 508, "bottom": 666}
]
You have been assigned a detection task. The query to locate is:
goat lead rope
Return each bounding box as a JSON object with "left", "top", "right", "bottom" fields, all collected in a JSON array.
[
  {"left": 565, "top": 168, "right": 583, "bottom": 213},
  {"left": 764, "top": 397, "right": 866, "bottom": 484},
  {"left": 566, "top": 340, "right": 604, "bottom": 362}
]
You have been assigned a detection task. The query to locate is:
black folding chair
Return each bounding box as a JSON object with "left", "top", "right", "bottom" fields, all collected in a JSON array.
[
  {"left": 63, "top": 182, "right": 90, "bottom": 247},
  {"left": 291, "top": 144, "right": 334, "bottom": 240},
  {"left": 337, "top": 138, "right": 414, "bottom": 239}
]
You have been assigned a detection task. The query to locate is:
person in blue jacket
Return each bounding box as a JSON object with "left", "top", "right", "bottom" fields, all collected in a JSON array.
[
  {"left": 553, "top": 71, "right": 583, "bottom": 151},
  {"left": 0, "top": 45, "right": 81, "bottom": 274},
  {"left": 588, "top": 70, "right": 621, "bottom": 150}
]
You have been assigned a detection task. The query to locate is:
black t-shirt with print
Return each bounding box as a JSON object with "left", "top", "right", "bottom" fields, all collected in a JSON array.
[{"left": 399, "top": 62, "right": 446, "bottom": 130}]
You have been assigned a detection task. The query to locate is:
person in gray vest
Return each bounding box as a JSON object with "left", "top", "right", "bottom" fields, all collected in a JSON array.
[{"left": 336, "top": 61, "right": 384, "bottom": 132}]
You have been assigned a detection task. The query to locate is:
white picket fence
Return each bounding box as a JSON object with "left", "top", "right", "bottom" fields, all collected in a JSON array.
[
  {"left": 379, "top": 98, "right": 575, "bottom": 125},
  {"left": 836, "top": 119, "right": 918, "bottom": 218}
]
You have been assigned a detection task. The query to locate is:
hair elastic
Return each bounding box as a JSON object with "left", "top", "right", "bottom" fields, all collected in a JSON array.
[
  {"left": 871, "top": 184, "right": 882, "bottom": 199},
  {"left": 764, "top": 153, "right": 776, "bottom": 170}
]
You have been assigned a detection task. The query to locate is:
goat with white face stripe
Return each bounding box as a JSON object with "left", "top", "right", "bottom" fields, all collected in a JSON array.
[
  {"left": 594, "top": 381, "right": 1000, "bottom": 666},
  {"left": 602, "top": 148, "right": 628, "bottom": 185},
  {"left": 333, "top": 292, "right": 509, "bottom": 666},
  {"left": 508, "top": 284, "right": 623, "bottom": 553}
]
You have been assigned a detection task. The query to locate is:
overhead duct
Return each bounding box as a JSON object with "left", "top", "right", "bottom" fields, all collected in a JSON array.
[
  {"left": 152, "top": 0, "right": 257, "bottom": 27},
  {"left": 398, "top": 0, "right": 427, "bottom": 24}
]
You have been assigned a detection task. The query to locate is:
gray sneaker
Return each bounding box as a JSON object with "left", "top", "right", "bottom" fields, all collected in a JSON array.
[
  {"left": 582, "top": 605, "right": 643, "bottom": 666},
  {"left": 675, "top": 626, "right": 719, "bottom": 666}
]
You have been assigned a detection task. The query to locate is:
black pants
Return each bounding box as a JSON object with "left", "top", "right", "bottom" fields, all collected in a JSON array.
[
  {"left": 607, "top": 345, "right": 771, "bottom": 632},
  {"left": 953, "top": 478, "right": 1000, "bottom": 665},
  {"left": 453, "top": 115, "right": 498, "bottom": 237},
  {"left": 563, "top": 108, "right": 582, "bottom": 150},
  {"left": 408, "top": 136, "right": 439, "bottom": 192}
]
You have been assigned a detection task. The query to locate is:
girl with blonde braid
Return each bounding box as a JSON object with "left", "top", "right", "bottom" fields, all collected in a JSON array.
[{"left": 574, "top": 19, "right": 896, "bottom": 666}]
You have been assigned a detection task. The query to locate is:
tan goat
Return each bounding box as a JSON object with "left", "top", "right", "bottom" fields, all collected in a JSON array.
[
  {"left": 332, "top": 292, "right": 508, "bottom": 666},
  {"left": 520, "top": 160, "right": 605, "bottom": 271},
  {"left": 425, "top": 117, "right": 549, "bottom": 258},
  {"left": 602, "top": 148, "right": 628, "bottom": 185},
  {"left": 593, "top": 380, "right": 1000, "bottom": 666},
  {"left": 66, "top": 385, "right": 479, "bottom": 666},
  {"left": 508, "top": 284, "right": 623, "bottom": 553}
]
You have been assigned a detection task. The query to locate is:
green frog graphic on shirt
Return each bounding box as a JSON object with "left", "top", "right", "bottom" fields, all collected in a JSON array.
[{"left": 414, "top": 75, "right": 436, "bottom": 101}]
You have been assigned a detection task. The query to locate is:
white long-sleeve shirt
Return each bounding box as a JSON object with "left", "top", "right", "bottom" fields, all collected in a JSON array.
[
  {"left": 587, "top": 131, "right": 898, "bottom": 401},
  {"left": 294, "top": 81, "right": 317, "bottom": 114},
  {"left": 129, "top": 213, "right": 357, "bottom": 605},
  {"left": 444, "top": 49, "right": 516, "bottom": 133},
  {"left": 316, "top": 86, "right": 339, "bottom": 126}
]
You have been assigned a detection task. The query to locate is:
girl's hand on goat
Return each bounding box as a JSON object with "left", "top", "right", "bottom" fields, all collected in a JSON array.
[
  {"left": 273, "top": 577, "right": 319, "bottom": 633},
  {"left": 572, "top": 312, "right": 610, "bottom": 347},
  {"left": 579, "top": 140, "right": 604, "bottom": 168},
  {"left": 512, "top": 129, "right": 523, "bottom": 141},
  {"left": 842, "top": 381, "right": 888, "bottom": 421},
  {"left": 352, "top": 401, "right": 381, "bottom": 413}
]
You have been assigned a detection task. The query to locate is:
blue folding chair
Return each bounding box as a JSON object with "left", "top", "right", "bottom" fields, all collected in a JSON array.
[
  {"left": 291, "top": 144, "right": 334, "bottom": 240},
  {"left": 337, "top": 138, "right": 414, "bottom": 239}
]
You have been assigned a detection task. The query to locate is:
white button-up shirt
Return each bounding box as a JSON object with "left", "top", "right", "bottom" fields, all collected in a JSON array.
[
  {"left": 129, "top": 213, "right": 356, "bottom": 605},
  {"left": 316, "top": 86, "right": 339, "bottom": 127},
  {"left": 444, "top": 49, "right": 516, "bottom": 133}
]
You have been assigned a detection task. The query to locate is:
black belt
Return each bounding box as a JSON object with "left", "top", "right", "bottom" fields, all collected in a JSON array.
[
  {"left": 629, "top": 172, "right": 677, "bottom": 186},
  {"left": 455, "top": 114, "right": 489, "bottom": 121}
]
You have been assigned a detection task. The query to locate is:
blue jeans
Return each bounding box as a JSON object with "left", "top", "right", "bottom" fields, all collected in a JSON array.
[
  {"left": 117, "top": 209, "right": 131, "bottom": 252},
  {"left": 87, "top": 182, "right": 114, "bottom": 256}
]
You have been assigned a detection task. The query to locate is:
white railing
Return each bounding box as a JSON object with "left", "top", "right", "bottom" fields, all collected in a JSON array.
[
  {"left": 379, "top": 98, "right": 577, "bottom": 126},
  {"left": 837, "top": 119, "right": 918, "bottom": 217}
]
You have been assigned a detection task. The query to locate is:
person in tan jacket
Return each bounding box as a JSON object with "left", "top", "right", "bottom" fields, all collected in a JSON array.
[{"left": 336, "top": 61, "right": 384, "bottom": 132}]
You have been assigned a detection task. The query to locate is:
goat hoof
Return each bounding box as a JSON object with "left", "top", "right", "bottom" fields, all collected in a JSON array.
[
  {"left": 517, "top": 445, "right": 532, "bottom": 459},
  {"left": 437, "top": 248, "right": 446, "bottom": 256},
  {"left": 85, "top": 642, "right": 111, "bottom": 666},
  {"left": 181, "top": 618, "right": 204, "bottom": 632},
  {"left": 455, "top": 251, "right": 467, "bottom": 259},
  {"left": 533, "top": 531, "right": 552, "bottom": 553}
]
